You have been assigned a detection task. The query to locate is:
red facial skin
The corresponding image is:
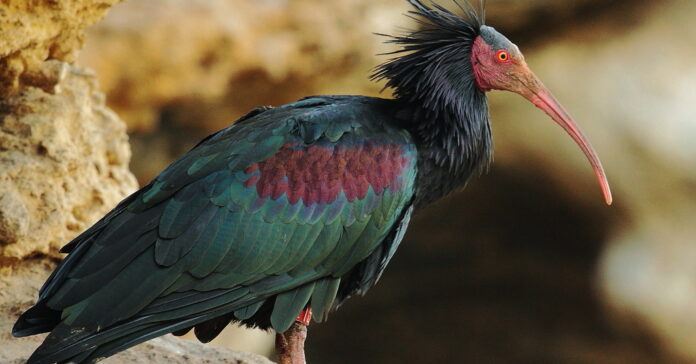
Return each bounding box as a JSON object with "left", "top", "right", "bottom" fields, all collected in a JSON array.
[
  {"left": 472, "top": 36, "right": 525, "bottom": 92},
  {"left": 471, "top": 36, "right": 613, "bottom": 205}
]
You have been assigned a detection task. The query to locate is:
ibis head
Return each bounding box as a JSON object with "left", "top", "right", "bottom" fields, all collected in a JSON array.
[
  {"left": 472, "top": 25, "right": 612, "bottom": 204},
  {"left": 375, "top": 1, "right": 612, "bottom": 205}
]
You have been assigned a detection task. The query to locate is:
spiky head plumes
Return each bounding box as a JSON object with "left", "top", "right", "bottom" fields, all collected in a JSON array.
[
  {"left": 373, "top": 0, "right": 486, "bottom": 120},
  {"left": 373, "top": 0, "right": 493, "bottom": 191}
]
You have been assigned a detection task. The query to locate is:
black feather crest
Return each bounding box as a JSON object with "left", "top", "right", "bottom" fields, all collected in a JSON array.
[
  {"left": 372, "top": 0, "right": 484, "bottom": 112},
  {"left": 374, "top": 0, "right": 493, "bottom": 205}
]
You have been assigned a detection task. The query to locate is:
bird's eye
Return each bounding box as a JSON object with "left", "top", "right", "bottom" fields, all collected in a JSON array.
[{"left": 496, "top": 50, "right": 511, "bottom": 63}]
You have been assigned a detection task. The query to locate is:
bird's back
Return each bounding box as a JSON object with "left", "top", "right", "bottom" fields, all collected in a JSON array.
[{"left": 13, "top": 95, "right": 419, "bottom": 363}]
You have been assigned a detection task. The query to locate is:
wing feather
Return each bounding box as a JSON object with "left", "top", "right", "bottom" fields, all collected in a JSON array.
[
  {"left": 311, "top": 277, "right": 341, "bottom": 322},
  {"left": 20, "top": 97, "right": 418, "bottom": 363},
  {"left": 270, "top": 282, "right": 316, "bottom": 332}
]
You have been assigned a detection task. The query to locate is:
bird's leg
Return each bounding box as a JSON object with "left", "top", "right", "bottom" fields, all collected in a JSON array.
[{"left": 275, "top": 308, "right": 312, "bottom": 364}]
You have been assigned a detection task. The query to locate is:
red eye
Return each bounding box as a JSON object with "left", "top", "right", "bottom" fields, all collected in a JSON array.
[{"left": 496, "top": 50, "right": 510, "bottom": 63}]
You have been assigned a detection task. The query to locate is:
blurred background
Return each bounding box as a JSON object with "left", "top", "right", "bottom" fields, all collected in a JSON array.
[{"left": 75, "top": 0, "right": 696, "bottom": 362}]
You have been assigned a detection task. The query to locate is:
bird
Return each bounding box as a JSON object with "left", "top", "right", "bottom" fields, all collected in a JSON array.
[{"left": 13, "top": 1, "right": 612, "bottom": 363}]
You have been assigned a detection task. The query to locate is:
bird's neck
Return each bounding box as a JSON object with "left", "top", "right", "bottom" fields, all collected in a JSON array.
[{"left": 399, "top": 94, "right": 493, "bottom": 208}]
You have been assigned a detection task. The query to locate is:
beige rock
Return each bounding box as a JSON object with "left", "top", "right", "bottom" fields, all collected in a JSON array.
[
  {"left": 0, "top": 0, "right": 125, "bottom": 97},
  {"left": 80, "top": 0, "right": 410, "bottom": 132},
  {"left": 0, "top": 0, "right": 137, "bottom": 258},
  {"left": 0, "top": 62, "right": 138, "bottom": 258}
]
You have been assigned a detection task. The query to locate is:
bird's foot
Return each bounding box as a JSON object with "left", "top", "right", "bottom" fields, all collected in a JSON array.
[{"left": 275, "top": 308, "right": 312, "bottom": 364}]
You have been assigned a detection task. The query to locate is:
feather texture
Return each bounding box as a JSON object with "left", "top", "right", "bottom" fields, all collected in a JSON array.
[{"left": 18, "top": 96, "right": 417, "bottom": 364}]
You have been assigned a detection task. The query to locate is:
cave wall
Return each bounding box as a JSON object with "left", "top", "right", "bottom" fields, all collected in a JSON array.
[
  {"left": 0, "top": 0, "right": 124, "bottom": 97},
  {"left": 0, "top": 0, "right": 136, "bottom": 260}
]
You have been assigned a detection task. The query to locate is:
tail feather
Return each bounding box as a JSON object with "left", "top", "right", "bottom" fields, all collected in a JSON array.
[
  {"left": 25, "top": 295, "right": 264, "bottom": 364},
  {"left": 12, "top": 302, "right": 61, "bottom": 338},
  {"left": 27, "top": 324, "right": 93, "bottom": 364},
  {"left": 21, "top": 265, "right": 330, "bottom": 362},
  {"left": 193, "top": 313, "right": 234, "bottom": 343}
]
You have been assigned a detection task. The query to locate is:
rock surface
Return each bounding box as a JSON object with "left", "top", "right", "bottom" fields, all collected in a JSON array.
[
  {"left": 0, "top": 62, "right": 138, "bottom": 259},
  {"left": 79, "top": 0, "right": 410, "bottom": 132},
  {"left": 0, "top": 0, "right": 125, "bottom": 97},
  {"left": 0, "top": 0, "right": 136, "bottom": 260}
]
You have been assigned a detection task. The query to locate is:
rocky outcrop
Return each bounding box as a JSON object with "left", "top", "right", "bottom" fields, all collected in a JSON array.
[
  {"left": 79, "top": 0, "right": 410, "bottom": 132},
  {"left": 0, "top": 0, "right": 137, "bottom": 260},
  {"left": 0, "top": 62, "right": 137, "bottom": 258},
  {"left": 0, "top": 0, "right": 125, "bottom": 97}
]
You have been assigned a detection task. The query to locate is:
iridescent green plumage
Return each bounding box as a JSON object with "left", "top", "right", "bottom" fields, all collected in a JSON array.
[{"left": 15, "top": 96, "right": 418, "bottom": 363}]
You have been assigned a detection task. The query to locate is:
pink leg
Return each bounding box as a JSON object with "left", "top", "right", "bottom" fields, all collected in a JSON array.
[{"left": 275, "top": 308, "right": 312, "bottom": 364}]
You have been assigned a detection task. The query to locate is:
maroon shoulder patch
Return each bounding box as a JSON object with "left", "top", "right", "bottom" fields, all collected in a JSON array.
[{"left": 244, "top": 142, "right": 412, "bottom": 205}]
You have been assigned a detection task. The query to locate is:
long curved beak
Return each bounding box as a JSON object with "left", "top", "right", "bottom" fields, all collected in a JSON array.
[{"left": 517, "top": 73, "right": 613, "bottom": 205}]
